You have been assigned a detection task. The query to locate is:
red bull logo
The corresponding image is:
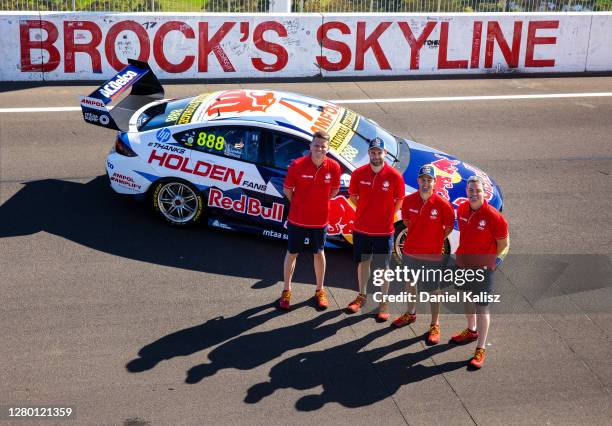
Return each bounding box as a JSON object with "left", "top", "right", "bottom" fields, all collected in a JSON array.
[
  {"left": 428, "top": 154, "right": 462, "bottom": 200},
  {"left": 206, "top": 90, "right": 276, "bottom": 116},
  {"left": 327, "top": 196, "right": 355, "bottom": 239}
]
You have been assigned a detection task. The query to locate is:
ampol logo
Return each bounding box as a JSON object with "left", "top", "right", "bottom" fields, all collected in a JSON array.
[{"left": 156, "top": 128, "right": 171, "bottom": 143}]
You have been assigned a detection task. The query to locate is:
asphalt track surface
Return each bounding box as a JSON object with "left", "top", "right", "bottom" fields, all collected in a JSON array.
[{"left": 1, "top": 77, "right": 611, "bottom": 425}]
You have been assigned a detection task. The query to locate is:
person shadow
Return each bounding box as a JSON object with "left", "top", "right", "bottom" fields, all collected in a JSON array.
[
  {"left": 245, "top": 328, "right": 465, "bottom": 410},
  {"left": 126, "top": 301, "right": 309, "bottom": 373},
  {"left": 185, "top": 308, "right": 370, "bottom": 384}
]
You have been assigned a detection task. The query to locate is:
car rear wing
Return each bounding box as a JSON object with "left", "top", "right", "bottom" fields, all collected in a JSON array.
[{"left": 79, "top": 59, "right": 164, "bottom": 131}]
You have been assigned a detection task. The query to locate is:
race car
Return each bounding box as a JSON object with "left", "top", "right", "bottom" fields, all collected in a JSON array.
[{"left": 80, "top": 59, "right": 503, "bottom": 257}]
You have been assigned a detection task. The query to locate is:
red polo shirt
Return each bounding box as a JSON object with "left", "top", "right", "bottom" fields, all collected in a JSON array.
[
  {"left": 456, "top": 200, "right": 508, "bottom": 268},
  {"left": 348, "top": 163, "right": 405, "bottom": 236},
  {"left": 284, "top": 155, "right": 341, "bottom": 228},
  {"left": 401, "top": 192, "right": 455, "bottom": 259}
]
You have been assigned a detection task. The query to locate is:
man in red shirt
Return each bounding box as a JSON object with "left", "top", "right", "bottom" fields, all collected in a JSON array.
[
  {"left": 450, "top": 175, "right": 509, "bottom": 369},
  {"left": 392, "top": 165, "right": 455, "bottom": 344},
  {"left": 279, "top": 130, "right": 341, "bottom": 310},
  {"left": 345, "top": 138, "right": 405, "bottom": 321}
]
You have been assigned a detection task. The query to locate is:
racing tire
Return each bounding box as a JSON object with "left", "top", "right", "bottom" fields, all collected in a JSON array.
[
  {"left": 151, "top": 180, "right": 204, "bottom": 226},
  {"left": 392, "top": 222, "right": 450, "bottom": 265}
]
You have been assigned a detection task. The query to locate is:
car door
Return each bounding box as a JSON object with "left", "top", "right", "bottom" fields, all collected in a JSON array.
[{"left": 173, "top": 125, "right": 275, "bottom": 230}]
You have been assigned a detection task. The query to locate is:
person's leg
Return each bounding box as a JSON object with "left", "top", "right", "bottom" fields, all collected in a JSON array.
[
  {"left": 313, "top": 251, "right": 326, "bottom": 291},
  {"left": 283, "top": 252, "right": 298, "bottom": 291},
  {"left": 475, "top": 304, "right": 490, "bottom": 348},
  {"left": 465, "top": 301, "right": 477, "bottom": 331},
  {"left": 357, "top": 259, "right": 371, "bottom": 294}
]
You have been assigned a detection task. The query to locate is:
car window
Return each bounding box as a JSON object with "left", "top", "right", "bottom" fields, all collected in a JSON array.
[
  {"left": 174, "top": 127, "right": 262, "bottom": 163},
  {"left": 138, "top": 97, "right": 195, "bottom": 131},
  {"left": 271, "top": 133, "right": 309, "bottom": 169}
]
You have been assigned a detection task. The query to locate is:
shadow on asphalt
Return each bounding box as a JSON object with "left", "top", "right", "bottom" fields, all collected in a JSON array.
[
  {"left": 127, "top": 303, "right": 463, "bottom": 410},
  {"left": 0, "top": 176, "right": 356, "bottom": 290}
]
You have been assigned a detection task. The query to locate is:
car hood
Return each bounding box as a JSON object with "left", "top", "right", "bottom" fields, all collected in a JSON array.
[{"left": 402, "top": 139, "right": 503, "bottom": 211}]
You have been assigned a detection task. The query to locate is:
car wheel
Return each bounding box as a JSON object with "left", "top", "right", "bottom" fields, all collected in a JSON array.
[
  {"left": 151, "top": 180, "right": 203, "bottom": 226},
  {"left": 392, "top": 222, "right": 450, "bottom": 264}
]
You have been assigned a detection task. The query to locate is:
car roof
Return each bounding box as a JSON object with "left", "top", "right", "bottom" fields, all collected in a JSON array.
[{"left": 178, "top": 89, "right": 347, "bottom": 139}]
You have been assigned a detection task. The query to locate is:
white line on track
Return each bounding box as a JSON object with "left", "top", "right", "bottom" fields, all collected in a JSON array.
[{"left": 1, "top": 92, "right": 612, "bottom": 113}]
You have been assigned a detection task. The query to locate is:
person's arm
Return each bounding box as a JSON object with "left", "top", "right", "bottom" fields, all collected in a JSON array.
[
  {"left": 347, "top": 169, "right": 358, "bottom": 205},
  {"left": 394, "top": 173, "right": 406, "bottom": 213},
  {"left": 443, "top": 200, "right": 455, "bottom": 238},
  {"left": 330, "top": 163, "right": 341, "bottom": 199},
  {"left": 283, "top": 161, "right": 297, "bottom": 202},
  {"left": 394, "top": 198, "right": 403, "bottom": 213}
]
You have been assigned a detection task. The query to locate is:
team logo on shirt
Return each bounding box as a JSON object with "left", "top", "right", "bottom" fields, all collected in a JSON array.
[
  {"left": 324, "top": 173, "right": 331, "bottom": 183},
  {"left": 478, "top": 219, "right": 487, "bottom": 229},
  {"left": 382, "top": 180, "right": 390, "bottom": 191},
  {"left": 430, "top": 208, "right": 438, "bottom": 218}
]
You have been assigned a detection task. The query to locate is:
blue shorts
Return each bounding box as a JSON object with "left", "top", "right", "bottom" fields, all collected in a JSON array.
[
  {"left": 287, "top": 223, "right": 327, "bottom": 254},
  {"left": 352, "top": 231, "right": 393, "bottom": 267}
]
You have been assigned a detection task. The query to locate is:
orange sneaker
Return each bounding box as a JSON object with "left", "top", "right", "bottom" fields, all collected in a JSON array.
[
  {"left": 377, "top": 303, "right": 390, "bottom": 321},
  {"left": 469, "top": 348, "right": 486, "bottom": 369},
  {"left": 347, "top": 294, "right": 366, "bottom": 313},
  {"left": 450, "top": 328, "right": 479, "bottom": 344},
  {"left": 279, "top": 290, "right": 291, "bottom": 310},
  {"left": 315, "top": 289, "right": 329, "bottom": 309},
  {"left": 391, "top": 312, "right": 417, "bottom": 328},
  {"left": 427, "top": 324, "right": 441, "bottom": 345}
]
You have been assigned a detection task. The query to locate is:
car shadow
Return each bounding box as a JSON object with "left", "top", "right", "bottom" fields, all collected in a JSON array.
[{"left": 0, "top": 176, "right": 356, "bottom": 290}]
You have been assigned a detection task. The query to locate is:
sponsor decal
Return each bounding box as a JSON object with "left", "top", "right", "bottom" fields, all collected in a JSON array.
[
  {"left": 242, "top": 181, "right": 267, "bottom": 191},
  {"left": 147, "top": 149, "right": 244, "bottom": 185},
  {"left": 206, "top": 90, "right": 276, "bottom": 116},
  {"left": 208, "top": 188, "right": 284, "bottom": 222},
  {"left": 327, "top": 196, "right": 355, "bottom": 237},
  {"left": 83, "top": 112, "right": 99, "bottom": 123},
  {"left": 80, "top": 96, "right": 105, "bottom": 109},
  {"left": 177, "top": 94, "right": 209, "bottom": 125},
  {"left": 311, "top": 103, "right": 341, "bottom": 133},
  {"left": 107, "top": 161, "right": 114, "bottom": 170},
  {"left": 426, "top": 155, "right": 462, "bottom": 200},
  {"left": 110, "top": 172, "right": 141, "bottom": 190},
  {"left": 99, "top": 115, "right": 110, "bottom": 125},
  {"left": 329, "top": 109, "right": 358, "bottom": 154},
  {"left": 211, "top": 219, "right": 232, "bottom": 230},
  {"left": 156, "top": 128, "right": 171, "bottom": 143},
  {"left": 263, "top": 229, "right": 288, "bottom": 240},
  {"left": 99, "top": 69, "right": 138, "bottom": 99},
  {"left": 147, "top": 142, "right": 186, "bottom": 154}
]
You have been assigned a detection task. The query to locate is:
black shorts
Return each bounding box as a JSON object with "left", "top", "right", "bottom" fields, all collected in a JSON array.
[
  {"left": 454, "top": 267, "right": 494, "bottom": 306},
  {"left": 403, "top": 255, "right": 450, "bottom": 293},
  {"left": 352, "top": 231, "right": 393, "bottom": 267},
  {"left": 287, "top": 223, "right": 327, "bottom": 254}
]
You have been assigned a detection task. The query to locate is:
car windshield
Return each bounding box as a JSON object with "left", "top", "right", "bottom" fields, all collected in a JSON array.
[
  {"left": 137, "top": 97, "right": 195, "bottom": 131},
  {"left": 337, "top": 115, "right": 400, "bottom": 168}
]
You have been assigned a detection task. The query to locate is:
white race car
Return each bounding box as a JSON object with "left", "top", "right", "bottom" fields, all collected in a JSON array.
[{"left": 80, "top": 60, "right": 504, "bottom": 256}]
